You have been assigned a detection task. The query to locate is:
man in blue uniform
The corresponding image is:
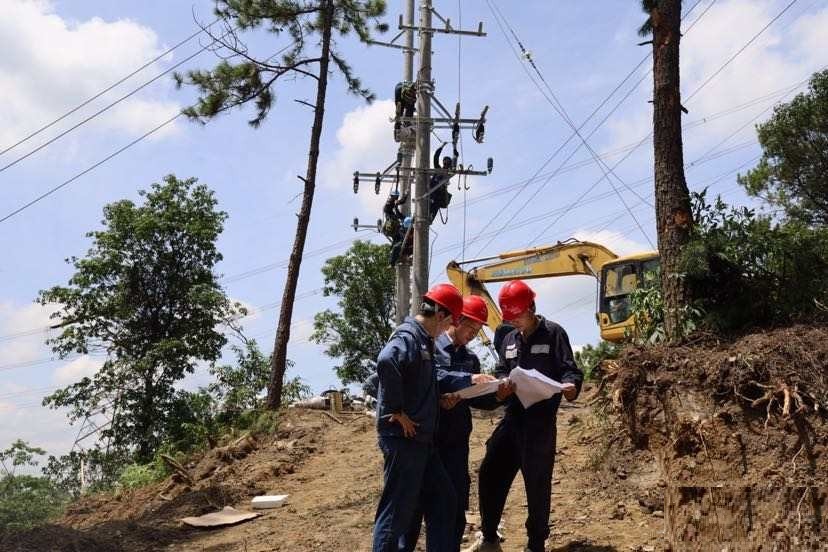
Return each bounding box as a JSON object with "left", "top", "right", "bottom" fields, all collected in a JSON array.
[
  {"left": 372, "top": 283, "right": 465, "bottom": 552},
  {"left": 400, "top": 295, "right": 502, "bottom": 552},
  {"left": 464, "top": 280, "right": 583, "bottom": 552}
]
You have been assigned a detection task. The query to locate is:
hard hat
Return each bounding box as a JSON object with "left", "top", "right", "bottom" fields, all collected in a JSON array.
[
  {"left": 461, "top": 295, "right": 488, "bottom": 325},
  {"left": 498, "top": 280, "right": 536, "bottom": 321},
  {"left": 403, "top": 216, "right": 412, "bottom": 228},
  {"left": 390, "top": 190, "right": 400, "bottom": 197},
  {"left": 424, "top": 283, "right": 463, "bottom": 323}
]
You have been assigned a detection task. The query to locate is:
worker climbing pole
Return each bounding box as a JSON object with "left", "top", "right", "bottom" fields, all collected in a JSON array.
[{"left": 352, "top": 0, "right": 493, "bottom": 319}]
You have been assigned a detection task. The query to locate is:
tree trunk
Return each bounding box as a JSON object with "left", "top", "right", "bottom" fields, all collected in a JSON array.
[
  {"left": 650, "top": 0, "right": 693, "bottom": 341},
  {"left": 265, "top": 1, "right": 332, "bottom": 409}
]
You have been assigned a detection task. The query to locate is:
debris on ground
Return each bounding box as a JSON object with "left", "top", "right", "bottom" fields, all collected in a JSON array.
[{"left": 180, "top": 506, "right": 259, "bottom": 528}]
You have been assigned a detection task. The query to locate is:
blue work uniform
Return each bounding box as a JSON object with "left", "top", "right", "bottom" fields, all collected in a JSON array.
[
  {"left": 372, "top": 317, "right": 457, "bottom": 552},
  {"left": 477, "top": 316, "right": 583, "bottom": 552},
  {"left": 401, "top": 332, "right": 500, "bottom": 552}
]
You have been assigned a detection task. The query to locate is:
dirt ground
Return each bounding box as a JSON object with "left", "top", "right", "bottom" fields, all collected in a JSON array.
[
  {"left": 1, "top": 400, "right": 664, "bottom": 552},
  {"left": 5, "top": 325, "right": 826, "bottom": 551}
]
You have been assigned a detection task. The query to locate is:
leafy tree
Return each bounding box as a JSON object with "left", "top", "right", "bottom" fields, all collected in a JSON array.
[
  {"left": 739, "top": 69, "right": 828, "bottom": 226},
  {"left": 176, "top": 0, "right": 387, "bottom": 410},
  {"left": 311, "top": 240, "right": 394, "bottom": 384},
  {"left": 0, "top": 441, "right": 68, "bottom": 532},
  {"left": 681, "top": 191, "right": 828, "bottom": 331},
  {"left": 210, "top": 337, "right": 309, "bottom": 411},
  {"left": 574, "top": 341, "right": 621, "bottom": 381},
  {"left": 39, "top": 175, "right": 242, "bottom": 462},
  {"left": 639, "top": 0, "right": 695, "bottom": 341}
]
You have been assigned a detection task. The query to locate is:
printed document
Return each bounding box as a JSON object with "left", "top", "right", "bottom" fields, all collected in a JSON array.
[
  {"left": 508, "top": 367, "right": 573, "bottom": 408},
  {"left": 455, "top": 379, "right": 501, "bottom": 400}
]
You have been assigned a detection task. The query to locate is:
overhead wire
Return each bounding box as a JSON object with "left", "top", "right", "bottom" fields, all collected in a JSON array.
[
  {"left": 0, "top": 41, "right": 296, "bottom": 224},
  {"left": 0, "top": 17, "right": 220, "bottom": 158},
  {"left": 467, "top": 0, "right": 714, "bottom": 255},
  {"left": 0, "top": 26, "right": 236, "bottom": 175},
  {"left": 515, "top": 0, "right": 802, "bottom": 249}
]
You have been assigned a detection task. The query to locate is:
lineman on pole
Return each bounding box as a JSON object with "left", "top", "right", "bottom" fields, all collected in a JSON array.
[
  {"left": 372, "top": 283, "right": 465, "bottom": 552},
  {"left": 464, "top": 280, "right": 583, "bottom": 552}
]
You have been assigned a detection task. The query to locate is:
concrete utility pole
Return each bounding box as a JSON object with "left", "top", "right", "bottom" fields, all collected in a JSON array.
[
  {"left": 411, "top": 0, "right": 433, "bottom": 312},
  {"left": 395, "top": 0, "right": 415, "bottom": 324},
  {"left": 359, "top": 1, "right": 490, "bottom": 319}
]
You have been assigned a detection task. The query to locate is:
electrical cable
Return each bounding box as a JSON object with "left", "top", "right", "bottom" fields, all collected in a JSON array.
[{"left": 0, "top": 17, "right": 220, "bottom": 158}]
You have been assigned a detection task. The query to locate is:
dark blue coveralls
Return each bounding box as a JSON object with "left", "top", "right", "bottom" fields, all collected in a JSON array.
[
  {"left": 477, "top": 316, "right": 583, "bottom": 552},
  {"left": 371, "top": 317, "right": 459, "bottom": 552},
  {"left": 400, "top": 332, "right": 499, "bottom": 552}
]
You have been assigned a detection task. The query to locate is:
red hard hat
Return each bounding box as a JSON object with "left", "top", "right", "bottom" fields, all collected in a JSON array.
[
  {"left": 498, "top": 280, "right": 536, "bottom": 321},
  {"left": 424, "top": 283, "right": 463, "bottom": 323},
  {"left": 461, "top": 295, "right": 488, "bottom": 325}
]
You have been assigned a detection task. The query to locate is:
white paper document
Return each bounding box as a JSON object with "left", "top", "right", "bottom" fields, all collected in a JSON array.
[
  {"left": 455, "top": 379, "right": 501, "bottom": 400},
  {"left": 508, "top": 367, "right": 573, "bottom": 409}
]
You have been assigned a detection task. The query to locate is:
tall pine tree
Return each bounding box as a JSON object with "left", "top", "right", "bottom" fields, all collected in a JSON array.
[
  {"left": 640, "top": 0, "right": 694, "bottom": 341},
  {"left": 176, "top": 0, "right": 387, "bottom": 408}
]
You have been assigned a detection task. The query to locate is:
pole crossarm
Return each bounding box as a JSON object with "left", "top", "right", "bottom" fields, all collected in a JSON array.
[
  {"left": 367, "top": 29, "right": 420, "bottom": 53},
  {"left": 399, "top": 14, "right": 486, "bottom": 37}
]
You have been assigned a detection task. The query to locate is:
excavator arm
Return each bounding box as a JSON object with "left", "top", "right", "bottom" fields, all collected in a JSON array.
[{"left": 447, "top": 240, "right": 620, "bottom": 347}]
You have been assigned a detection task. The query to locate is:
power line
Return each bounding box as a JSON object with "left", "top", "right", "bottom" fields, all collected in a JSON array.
[
  {"left": 0, "top": 29, "right": 233, "bottom": 175},
  {"left": 484, "top": 1, "right": 655, "bottom": 249},
  {"left": 0, "top": 112, "right": 183, "bottom": 224},
  {"left": 0, "top": 41, "right": 297, "bottom": 224},
  {"left": 469, "top": 0, "right": 718, "bottom": 255},
  {"left": 0, "top": 18, "right": 220, "bottom": 158},
  {"left": 685, "top": 0, "right": 800, "bottom": 102}
]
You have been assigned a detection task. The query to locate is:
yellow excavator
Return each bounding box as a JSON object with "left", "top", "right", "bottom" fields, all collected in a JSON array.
[{"left": 446, "top": 239, "right": 659, "bottom": 343}]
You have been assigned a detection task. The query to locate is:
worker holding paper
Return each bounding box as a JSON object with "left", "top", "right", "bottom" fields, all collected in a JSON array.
[
  {"left": 464, "top": 280, "right": 583, "bottom": 552},
  {"left": 401, "top": 295, "right": 500, "bottom": 552}
]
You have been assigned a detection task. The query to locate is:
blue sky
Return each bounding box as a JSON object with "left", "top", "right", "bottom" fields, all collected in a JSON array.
[{"left": 1, "top": 0, "right": 826, "bottom": 456}]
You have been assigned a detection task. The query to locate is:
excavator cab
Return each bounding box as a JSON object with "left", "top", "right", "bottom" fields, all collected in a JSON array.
[
  {"left": 597, "top": 254, "right": 660, "bottom": 341},
  {"left": 448, "top": 240, "right": 660, "bottom": 345}
]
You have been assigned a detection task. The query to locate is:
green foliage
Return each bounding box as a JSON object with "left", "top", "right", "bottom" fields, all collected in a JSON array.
[
  {"left": 310, "top": 240, "right": 394, "bottom": 384},
  {"left": 116, "top": 460, "right": 168, "bottom": 491},
  {"left": 681, "top": 191, "right": 828, "bottom": 332},
  {"left": 41, "top": 448, "right": 127, "bottom": 498},
  {"left": 739, "top": 70, "right": 828, "bottom": 226},
  {"left": 175, "top": 0, "right": 387, "bottom": 126},
  {"left": 209, "top": 339, "right": 271, "bottom": 413},
  {"left": 0, "top": 441, "right": 68, "bottom": 532},
  {"left": 39, "top": 175, "right": 243, "bottom": 462},
  {"left": 281, "top": 375, "right": 312, "bottom": 405},
  {"left": 574, "top": 341, "right": 621, "bottom": 381},
  {"left": 629, "top": 268, "right": 702, "bottom": 344}
]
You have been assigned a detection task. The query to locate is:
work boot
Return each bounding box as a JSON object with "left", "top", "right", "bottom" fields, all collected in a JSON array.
[{"left": 462, "top": 535, "right": 503, "bottom": 552}]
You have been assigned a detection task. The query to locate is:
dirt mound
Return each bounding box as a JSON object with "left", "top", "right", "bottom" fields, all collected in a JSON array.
[
  {"left": 606, "top": 324, "right": 828, "bottom": 550},
  {"left": 5, "top": 409, "right": 332, "bottom": 552}
]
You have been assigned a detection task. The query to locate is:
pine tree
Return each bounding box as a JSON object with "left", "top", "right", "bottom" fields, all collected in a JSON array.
[{"left": 176, "top": 0, "right": 387, "bottom": 408}]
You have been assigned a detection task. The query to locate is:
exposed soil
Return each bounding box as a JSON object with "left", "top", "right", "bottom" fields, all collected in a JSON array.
[
  {"left": 4, "top": 324, "right": 826, "bottom": 551},
  {"left": 606, "top": 324, "right": 828, "bottom": 550}
]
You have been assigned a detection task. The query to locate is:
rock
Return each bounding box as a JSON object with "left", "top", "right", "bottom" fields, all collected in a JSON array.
[
  {"left": 643, "top": 546, "right": 655, "bottom": 552},
  {"left": 652, "top": 510, "right": 664, "bottom": 518},
  {"left": 617, "top": 468, "right": 628, "bottom": 480}
]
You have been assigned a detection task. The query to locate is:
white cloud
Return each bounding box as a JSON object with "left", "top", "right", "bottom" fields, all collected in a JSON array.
[
  {"left": 0, "top": 301, "right": 59, "bottom": 365},
  {"left": 0, "top": 0, "right": 181, "bottom": 148},
  {"left": 53, "top": 355, "right": 103, "bottom": 385},
  {"left": 572, "top": 228, "right": 652, "bottom": 257},
  {"left": 606, "top": 0, "right": 828, "bottom": 156},
  {"left": 320, "top": 99, "right": 399, "bottom": 216}
]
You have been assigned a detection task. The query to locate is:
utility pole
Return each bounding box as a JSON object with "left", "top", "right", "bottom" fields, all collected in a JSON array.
[
  {"left": 411, "top": 0, "right": 434, "bottom": 311},
  {"left": 396, "top": 0, "right": 415, "bottom": 323},
  {"left": 358, "top": 2, "right": 491, "bottom": 318}
]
